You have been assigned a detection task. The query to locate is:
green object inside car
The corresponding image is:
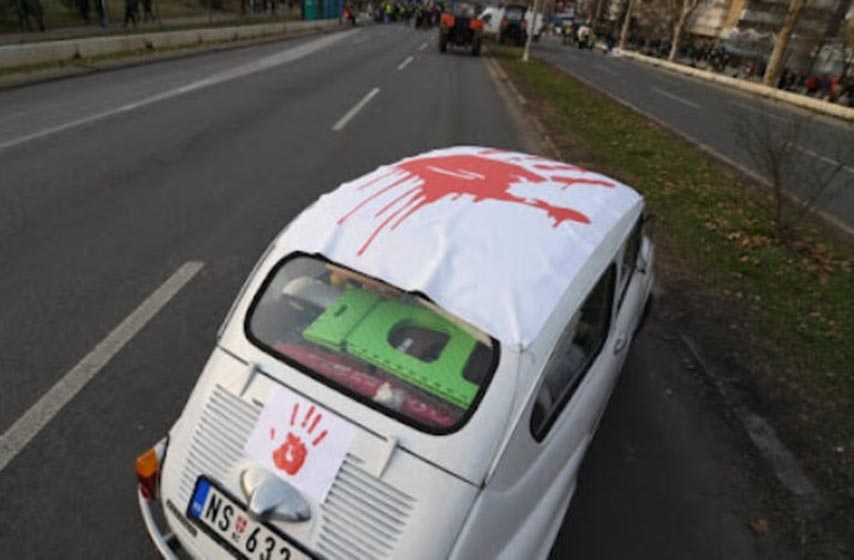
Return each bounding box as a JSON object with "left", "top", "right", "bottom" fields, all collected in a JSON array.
[{"left": 302, "top": 287, "right": 479, "bottom": 408}]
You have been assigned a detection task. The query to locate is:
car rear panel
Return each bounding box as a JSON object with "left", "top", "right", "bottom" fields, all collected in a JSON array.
[{"left": 160, "top": 348, "right": 479, "bottom": 560}]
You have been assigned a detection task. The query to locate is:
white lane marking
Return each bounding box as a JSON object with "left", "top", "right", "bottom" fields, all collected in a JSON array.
[
  {"left": 0, "top": 32, "right": 353, "bottom": 154},
  {"left": 397, "top": 55, "right": 414, "bottom": 71},
  {"left": 729, "top": 101, "right": 789, "bottom": 123},
  {"left": 795, "top": 146, "right": 854, "bottom": 175},
  {"left": 419, "top": 42, "right": 428, "bottom": 50},
  {"left": 332, "top": 87, "right": 381, "bottom": 131},
  {"left": 651, "top": 86, "right": 700, "bottom": 109},
  {"left": 0, "top": 261, "right": 204, "bottom": 474},
  {"left": 593, "top": 63, "right": 618, "bottom": 76},
  {"left": 352, "top": 35, "right": 370, "bottom": 45}
]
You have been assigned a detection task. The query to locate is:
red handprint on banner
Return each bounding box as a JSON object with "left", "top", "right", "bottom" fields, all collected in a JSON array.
[{"left": 270, "top": 403, "right": 328, "bottom": 476}]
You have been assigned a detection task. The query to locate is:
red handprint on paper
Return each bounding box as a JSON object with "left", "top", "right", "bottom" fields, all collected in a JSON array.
[{"left": 270, "top": 403, "right": 328, "bottom": 476}]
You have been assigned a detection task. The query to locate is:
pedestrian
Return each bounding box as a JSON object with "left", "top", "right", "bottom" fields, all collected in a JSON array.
[
  {"left": 123, "top": 0, "right": 138, "bottom": 28},
  {"left": 77, "top": 0, "right": 90, "bottom": 23},
  {"left": 141, "top": 0, "right": 156, "bottom": 23},
  {"left": 93, "top": 0, "right": 108, "bottom": 26}
]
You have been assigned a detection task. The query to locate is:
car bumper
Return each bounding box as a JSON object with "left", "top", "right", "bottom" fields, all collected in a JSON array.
[{"left": 138, "top": 489, "right": 181, "bottom": 560}]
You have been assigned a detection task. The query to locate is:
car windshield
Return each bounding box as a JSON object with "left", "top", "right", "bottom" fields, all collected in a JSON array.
[
  {"left": 247, "top": 255, "right": 499, "bottom": 433},
  {"left": 504, "top": 6, "right": 524, "bottom": 20},
  {"left": 452, "top": 2, "right": 475, "bottom": 16}
]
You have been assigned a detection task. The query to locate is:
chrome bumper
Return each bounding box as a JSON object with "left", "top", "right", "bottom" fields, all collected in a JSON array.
[{"left": 138, "top": 489, "right": 181, "bottom": 560}]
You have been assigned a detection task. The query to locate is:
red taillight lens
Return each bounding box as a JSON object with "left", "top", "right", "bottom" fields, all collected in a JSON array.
[
  {"left": 136, "top": 447, "right": 160, "bottom": 500},
  {"left": 501, "top": 17, "right": 508, "bottom": 26},
  {"left": 522, "top": 20, "right": 528, "bottom": 28}
]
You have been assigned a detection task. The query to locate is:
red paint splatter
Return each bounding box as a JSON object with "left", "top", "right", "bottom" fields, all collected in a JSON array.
[{"left": 339, "top": 153, "right": 616, "bottom": 255}]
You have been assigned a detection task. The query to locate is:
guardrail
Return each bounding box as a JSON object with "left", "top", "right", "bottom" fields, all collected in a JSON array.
[
  {"left": 0, "top": 19, "right": 343, "bottom": 72},
  {"left": 617, "top": 49, "right": 854, "bottom": 123}
]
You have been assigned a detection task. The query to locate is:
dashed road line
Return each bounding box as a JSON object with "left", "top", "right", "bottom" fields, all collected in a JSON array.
[
  {"left": 332, "top": 87, "right": 381, "bottom": 131},
  {"left": 419, "top": 42, "right": 428, "bottom": 50},
  {"left": 593, "top": 63, "right": 618, "bottom": 76},
  {"left": 651, "top": 86, "right": 700, "bottom": 109},
  {"left": 795, "top": 146, "right": 854, "bottom": 175},
  {"left": 0, "top": 261, "right": 204, "bottom": 474},
  {"left": 729, "top": 101, "right": 789, "bottom": 124},
  {"left": 397, "top": 55, "right": 414, "bottom": 71}
]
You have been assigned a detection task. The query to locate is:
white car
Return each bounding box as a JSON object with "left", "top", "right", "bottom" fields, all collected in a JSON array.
[
  {"left": 137, "top": 146, "right": 655, "bottom": 560},
  {"left": 479, "top": 7, "right": 543, "bottom": 39}
]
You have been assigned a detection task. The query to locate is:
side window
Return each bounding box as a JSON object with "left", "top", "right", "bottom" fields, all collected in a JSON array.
[
  {"left": 617, "top": 217, "right": 642, "bottom": 309},
  {"left": 530, "top": 265, "right": 616, "bottom": 441}
]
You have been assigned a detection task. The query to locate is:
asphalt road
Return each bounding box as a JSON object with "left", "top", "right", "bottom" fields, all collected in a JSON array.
[
  {"left": 534, "top": 38, "right": 854, "bottom": 233},
  {"left": 0, "top": 25, "right": 791, "bottom": 558}
]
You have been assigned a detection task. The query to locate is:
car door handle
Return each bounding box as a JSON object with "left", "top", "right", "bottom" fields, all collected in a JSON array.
[{"left": 614, "top": 333, "right": 628, "bottom": 354}]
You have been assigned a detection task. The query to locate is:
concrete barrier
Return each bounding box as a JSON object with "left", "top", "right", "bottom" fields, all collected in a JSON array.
[
  {"left": 0, "top": 19, "right": 342, "bottom": 72},
  {"left": 617, "top": 50, "right": 854, "bottom": 123}
]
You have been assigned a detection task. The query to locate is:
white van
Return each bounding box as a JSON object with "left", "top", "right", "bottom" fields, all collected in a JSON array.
[{"left": 137, "top": 146, "right": 655, "bottom": 560}]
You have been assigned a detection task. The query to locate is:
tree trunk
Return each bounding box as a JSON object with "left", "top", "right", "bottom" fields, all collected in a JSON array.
[
  {"left": 618, "top": 0, "right": 635, "bottom": 50},
  {"left": 591, "top": 0, "right": 604, "bottom": 26},
  {"left": 668, "top": 1, "right": 691, "bottom": 62},
  {"left": 763, "top": 0, "right": 806, "bottom": 87}
]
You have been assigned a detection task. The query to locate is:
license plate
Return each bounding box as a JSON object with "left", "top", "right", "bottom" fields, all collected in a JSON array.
[{"left": 187, "top": 477, "right": 314, "bottom": 560}]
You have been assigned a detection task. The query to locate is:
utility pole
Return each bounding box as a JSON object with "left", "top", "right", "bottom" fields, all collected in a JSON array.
[{"left": 522, "top": 0, "right": 541, "bottom": 62}]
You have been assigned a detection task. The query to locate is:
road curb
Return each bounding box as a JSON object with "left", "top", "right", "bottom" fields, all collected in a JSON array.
[
  {"left": 483, "top": 48, "right": 559, "bottom": 159},
  {"left": 617, "top": 50, "right": 854, "bottom": 123},
  {"left": 0, "top": 19, "right": 344, "bottom": 73},
  {"left": 678, "top": 334, "right": 822, "bottom": 515}
]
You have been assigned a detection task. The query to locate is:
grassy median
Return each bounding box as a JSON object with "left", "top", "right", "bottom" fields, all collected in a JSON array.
[{"left": 492, "top": 47, "right": 854, "bottom": 456}]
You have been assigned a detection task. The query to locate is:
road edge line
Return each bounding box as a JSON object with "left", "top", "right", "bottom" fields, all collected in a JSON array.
[{"left": 483, "top": 50, "right": 554, "bottom": 158}]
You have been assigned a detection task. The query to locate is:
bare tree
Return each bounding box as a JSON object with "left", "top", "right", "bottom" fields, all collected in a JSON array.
[
  {"left": 667, "top": 0, "right": 701, "bottom": 62},
  {"left": 763, "top": 0, "right": 807, "bottom": 87},
  {"left": 732, "top": 109, "right": 851, "bottom": 243},
  {"left": 619, "top": 0, "right": 637, "bottom": 49}
]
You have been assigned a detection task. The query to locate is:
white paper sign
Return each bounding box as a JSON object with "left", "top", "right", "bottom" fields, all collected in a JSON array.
[{"left": 244, "top": 386, "right": 357, "bottom": 503}]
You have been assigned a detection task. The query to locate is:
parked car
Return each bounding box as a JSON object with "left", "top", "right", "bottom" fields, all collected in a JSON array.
[
  {"left": 478, "top": 6, "right": 502, "bottom": 36},
  {"left": 137, "top": 146, "right": 655, "bottom": 560}
]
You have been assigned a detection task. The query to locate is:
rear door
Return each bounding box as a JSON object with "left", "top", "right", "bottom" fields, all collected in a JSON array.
[{"left": 452, "top": 265, "right": 619, "bottom": 558}]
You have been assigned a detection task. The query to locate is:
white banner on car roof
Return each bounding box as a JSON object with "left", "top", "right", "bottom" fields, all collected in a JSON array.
[{"left": 277, "top": 146, "right": 642, "bottom": 349}]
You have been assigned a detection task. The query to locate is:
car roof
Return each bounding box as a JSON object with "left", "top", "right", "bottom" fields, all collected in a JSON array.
[{"left": 273, "top": 146, "right": 643, "bottom": 350}]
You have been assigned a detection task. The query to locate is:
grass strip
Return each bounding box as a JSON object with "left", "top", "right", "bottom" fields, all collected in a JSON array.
[{"left": 492, "top": 46, "right": 854, "bottom": 438}]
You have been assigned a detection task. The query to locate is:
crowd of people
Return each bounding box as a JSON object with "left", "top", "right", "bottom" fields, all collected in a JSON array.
[
  {"left": 619, "top": 33, "right": 854, "bottom": 107},
  {"left": 365, "top": 1, "right": 443, "bottom": 27}
]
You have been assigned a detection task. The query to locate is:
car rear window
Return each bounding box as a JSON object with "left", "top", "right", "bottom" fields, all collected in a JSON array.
[
  {"left": 505, "top": 7, "right": 524, "bottom": 20},
  {"left": 453, "top": 2, "right": 475, "bottom": 16},
  {"left": 246, "top": 255, "right": 499, "bottom": 434}
]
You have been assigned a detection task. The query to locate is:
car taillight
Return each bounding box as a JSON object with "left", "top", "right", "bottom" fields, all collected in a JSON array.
[
  {"left": 136, "top": 439, "right": 166, "bottom": 500},
  {"left": 501, "top": 17, "right": 508, "bottom": 26},
  {"left": 522, "top": 20, "right": 528, "bottom": 28}
]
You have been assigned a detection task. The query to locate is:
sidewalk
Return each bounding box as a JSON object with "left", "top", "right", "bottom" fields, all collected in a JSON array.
[
  {"left": 0, "top": 9, "right": 301, "bottom": 47},
  {"left": 0, "top": 14, "right": 341, "bottom": 73}
]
